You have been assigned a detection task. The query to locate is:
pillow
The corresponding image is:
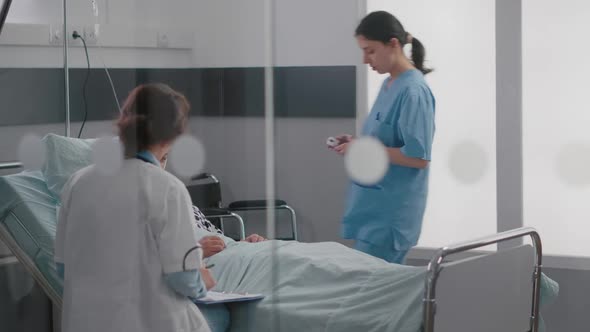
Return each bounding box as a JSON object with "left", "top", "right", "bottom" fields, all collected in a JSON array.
[{"left": 41, "top": 134, "right": 95, "bottom": 200}]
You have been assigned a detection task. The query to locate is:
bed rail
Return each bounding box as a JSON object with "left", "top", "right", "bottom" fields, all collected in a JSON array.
[
  {"left": 0, "top": 161, "right": 23, "bottom": 170},
  {"left": 0, "top": 222, "right": 63, "bottom": 309},
  {"left": 423, "top": 227, "right": 542, "bottom": 332}
]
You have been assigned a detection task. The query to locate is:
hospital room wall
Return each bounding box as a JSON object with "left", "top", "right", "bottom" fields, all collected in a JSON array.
[
  {"left": 0, "top": 0, "right": 197, "bottom": 177},
  {"left": 187, "top": 0, "right": 362, "bottom": 242},
  {"left": 0, "top": 0, "right": 363, "bottom": 243}
]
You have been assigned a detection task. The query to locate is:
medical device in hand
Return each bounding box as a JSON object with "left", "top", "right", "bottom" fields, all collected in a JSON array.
[
  {"left": 326, "top": 137, "right": 340, "bottom": 147},
  {"left": 192, "top": 291, "right": 265, "bottom": 305}
]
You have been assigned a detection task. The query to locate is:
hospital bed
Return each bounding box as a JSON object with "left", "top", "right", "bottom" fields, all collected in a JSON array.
[{"left": 0, "top": 168, "right": 557, "bottom": 332}]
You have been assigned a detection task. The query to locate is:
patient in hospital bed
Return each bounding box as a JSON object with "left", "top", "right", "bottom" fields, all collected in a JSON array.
[
  {"left": 191, "top": 204, "right": 431, "bottom": 332},
  {"left": 191, "top": 204, "right": 559, "bottom": 332},
  {"left": 193, "top": 205, "right": 265, "bottom": 257}
]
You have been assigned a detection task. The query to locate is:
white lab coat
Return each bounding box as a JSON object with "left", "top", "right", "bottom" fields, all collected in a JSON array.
[{"left": 54, "top": 159, "right": 211, "bottom": 332}]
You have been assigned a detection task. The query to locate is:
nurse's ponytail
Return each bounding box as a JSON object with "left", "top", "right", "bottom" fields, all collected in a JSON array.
[
  {"left": 408, "top": 35, "right": 432, "bottom": 75},
  {"left": 355, "top": 11, "right": 433, "bottom": 75},
  {"left": 117, "top": 83, "right": 190, "bottom": 157}
]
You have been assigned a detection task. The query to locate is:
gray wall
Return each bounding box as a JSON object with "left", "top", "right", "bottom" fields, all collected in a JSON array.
[
  {"left": 0, "top": 119, "right": 355, "bottom": 245},
  {"left": 189, "top": 117, "right": 355, "bottom": 242},
  {"left": 0, "top": 0, "right": 362, "bottom": 242}
]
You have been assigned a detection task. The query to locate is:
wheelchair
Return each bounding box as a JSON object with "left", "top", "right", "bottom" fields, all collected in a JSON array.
[{"left": 186, "top": 173, "right": 298, "bottom": 241}]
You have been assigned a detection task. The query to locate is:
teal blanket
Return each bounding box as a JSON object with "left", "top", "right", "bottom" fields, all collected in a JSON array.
[{"left": 205, "top": 240, "right": 558, "bottom": 332}]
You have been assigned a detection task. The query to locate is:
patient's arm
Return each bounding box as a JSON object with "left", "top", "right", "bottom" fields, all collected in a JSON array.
[
  {"left": 199, "top": 267, "right": 216, "bottom": 290},
  {"left": 199, "top": 235, "right": 226, "bottom": 258},
  {"left": 198, "top": 233, "right": 266, "bottom": 258},
  {"left": 243, "top": 234, "right": 266, "bottom": 243}
]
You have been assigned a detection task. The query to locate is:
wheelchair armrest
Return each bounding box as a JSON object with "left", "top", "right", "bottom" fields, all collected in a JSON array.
[
  {"left": 200, "top": 207, "right": 233, "bottom": 216},
  {"left": 228, "top": 199, "right": 288, "bottom": 210},
  {"left": 191, "top": 173, "right": 211, "bottom": 181},
  {"left": 190, "top": 173, "right": 219, "bottom": 183},
  {"left": 200, "top": 208, "right": 246, "bottom": 240},
  {"left": 275, "top": 237, "right": 295, "bottom": 241}
]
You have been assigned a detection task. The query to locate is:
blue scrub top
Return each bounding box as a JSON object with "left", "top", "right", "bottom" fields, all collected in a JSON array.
[{"left": 342, "top": 69, "right": 435, "bottom": 251}]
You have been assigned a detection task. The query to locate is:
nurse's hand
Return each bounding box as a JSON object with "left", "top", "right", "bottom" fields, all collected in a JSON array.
[
  {"left": 199, "top": 267, "right": 217, "bottom": 290},
  {"left": 334, "top": 134, "right": 353, "bottom": 144},
  {"left": 327, "top": 134, "right": 353, "bottom": 151},
  {"left": 333, "top": 142, "right": 351, "bottom": 155},
  {"left": 329, "top": 134, "right": 353, "bottom": 155},
  {"left": 243, "top": 234, "right": 266, "bottom": 243},
  {"left": 199, "top": 236, "right": 226, "bottom": 258}
]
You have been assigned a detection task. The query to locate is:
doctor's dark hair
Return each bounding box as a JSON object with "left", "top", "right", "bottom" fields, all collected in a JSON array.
[
  {"left": 355, "top": 11, "right": 433, "bottom": 75},
  {"left": 117, "top": 83, "right": 190, "bottom": 157}
]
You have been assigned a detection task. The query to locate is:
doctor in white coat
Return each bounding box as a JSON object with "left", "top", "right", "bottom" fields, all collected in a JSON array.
[{"left": 54, "top": 83, "right": 214, "bottom": 332}]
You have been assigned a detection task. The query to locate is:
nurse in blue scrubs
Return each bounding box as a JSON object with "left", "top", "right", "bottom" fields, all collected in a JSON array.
[{"left": 331, "top": 11, "right": 435, "bottom": 264}]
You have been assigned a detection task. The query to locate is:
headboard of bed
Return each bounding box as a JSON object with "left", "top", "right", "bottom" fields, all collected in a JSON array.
[
  {"left": 423, "top": 227, "right": 543, "bottom": 332},
  {"left": 434, "top": 244, "right": 535, "bottom": 332}
]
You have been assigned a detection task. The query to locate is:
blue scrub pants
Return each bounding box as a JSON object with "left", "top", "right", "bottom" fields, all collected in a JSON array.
[{"left": 354, "top": 239, "right": 409, "bottom": 264}]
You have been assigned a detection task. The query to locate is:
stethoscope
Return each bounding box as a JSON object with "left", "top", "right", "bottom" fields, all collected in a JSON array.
[
  {"left": 182, "top": 246, "right": 202, "bottom": 272},
  {"left": 136, "top": 150, "right": 202, "bottom": 272}
]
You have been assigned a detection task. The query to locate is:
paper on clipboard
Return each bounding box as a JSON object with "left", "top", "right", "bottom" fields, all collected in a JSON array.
[{"left": 192, "top": 291, "right": 264, "bottom": 305}]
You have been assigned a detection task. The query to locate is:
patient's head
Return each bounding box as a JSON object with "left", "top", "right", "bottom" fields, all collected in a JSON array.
[{"left": 117, "top": 83, "right": 190, "bottom": 164}]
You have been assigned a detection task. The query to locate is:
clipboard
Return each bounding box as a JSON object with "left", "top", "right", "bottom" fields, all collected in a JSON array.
[{"left": 192, "top": 291, "right": 265, "bottom": 305}]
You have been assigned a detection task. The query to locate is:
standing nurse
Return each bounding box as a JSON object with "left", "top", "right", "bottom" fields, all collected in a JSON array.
[{"left": 331, "top": 11, "right": 435, "bottom": 264}]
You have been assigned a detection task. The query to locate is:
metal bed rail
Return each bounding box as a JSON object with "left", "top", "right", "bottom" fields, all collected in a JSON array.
[
  {"left": 0, "top": 222, "right": 63, "bottom": 309},
  {"left": 0, "top": 161, "right": 23, "bottom": 170},
  {"left": 0, "top": 196, "right": 63, "bottom": 310},
  {"left": 423, "top": 227, "right": 542, "bottom": 332}
]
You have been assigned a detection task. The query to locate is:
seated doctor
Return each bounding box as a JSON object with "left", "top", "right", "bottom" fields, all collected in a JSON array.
[
  {"left": 192, "top": 205, "right": 266, "bottom": 257},
  {"left": 54, "top": 83, "right": 215, "bottom": 332}
]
